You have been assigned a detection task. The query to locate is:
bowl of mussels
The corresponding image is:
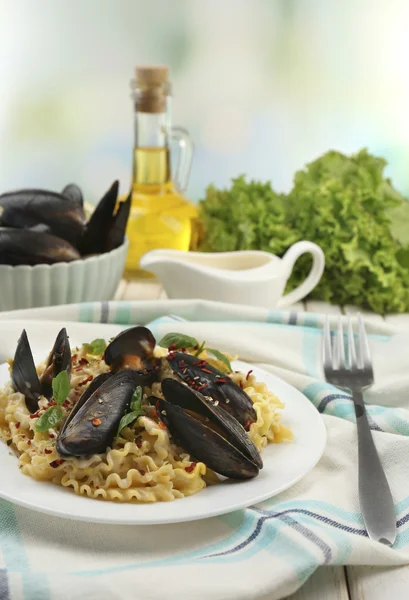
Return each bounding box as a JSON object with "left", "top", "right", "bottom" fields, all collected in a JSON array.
[{"left": 0, "top": 180, "right": 130, "bottom": 311}]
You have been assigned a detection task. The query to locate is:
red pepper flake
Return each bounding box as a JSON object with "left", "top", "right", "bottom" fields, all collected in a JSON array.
[
  {"left": 158, "top": 421, "right": 167, "bottom": 430},
  {"left": 72, "top": 354, "right": 77, "bottom": 361},
  {"left": 79, "top": 375, "right": 93, "bottom": 387},
  {"left": 79, "top": 358, "right": 89, "bottom": 366},
  {"left": 244, "top": 419, "right": 254, "bottom": 431},
  {"left": 27, "top": 440, "right": 31, "bottom": 446},
  {"left": 198, "top": 360, "right": 207, "bottom": 366},
  {"left": 185, "top": 462, "right": 197, "bottom": 473},
  {"left": 92, "top": 418, "right": 102, "bottom": 426},
  {"left": 15, "top": 422, "right": 20, "bottom": 429},
  {"left": 44, "top": 449, "right": 53, "bottom": 454},
  {"left": 50, "top": 459, "right": 65, "bottom": 468},
  {"left": 74, "top": 366, "right": 83, "bottom": 372},
  {"left": 29, "top": 411, "right": 41, "bottom": 419},
  {"left": 181, "top": 348, "right": 186, "bottom": 353},
  {"left": 201, "top": 368, "right": 213, "bottom": 374},
  {"left": 151, "top": 409, "right": 158, "bottom": 419},
  {"left": 216, "top": 378, "right": 228, "bottom": 384},
  {"left": 168, "top": 352, "right": 176, "bottom": 360},
  {"left": 168, "top": 344, "right": 177, "bottom": 351},
  {"left": 49, "top": 433, "right": 55, "bottom": 439},
  {"left": 246, "top": 370, "right": 253, "bottom": 380},
  {"left": 136, "top": 437, "right": 142, "bottom": 448},
  {"left": 48, "top": 401, "right": 57, "bottom": 407},
  {"left": 239, "top": 380, "right": 244, "bottom": 389}
]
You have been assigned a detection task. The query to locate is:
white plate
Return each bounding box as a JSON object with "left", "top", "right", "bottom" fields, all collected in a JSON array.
[{"left": 0, "top": 319, "right": 326, "bottom": 525}]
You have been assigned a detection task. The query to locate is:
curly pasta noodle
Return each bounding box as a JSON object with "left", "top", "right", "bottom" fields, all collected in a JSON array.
[{"left": 0, "top": 345, "right": 292, "bottom": 503}]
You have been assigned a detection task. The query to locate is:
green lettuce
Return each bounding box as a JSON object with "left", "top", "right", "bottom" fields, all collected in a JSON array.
[{"left": 197, "top": 149, "right": 409, "bottom": 314}]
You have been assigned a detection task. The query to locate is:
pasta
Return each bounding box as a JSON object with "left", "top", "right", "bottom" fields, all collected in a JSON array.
[{"left": 0, "top": 341, "right": 292, "bottom": 503}]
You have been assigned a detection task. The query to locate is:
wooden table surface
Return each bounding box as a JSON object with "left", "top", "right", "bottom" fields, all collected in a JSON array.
[{"left": 117, "top": 278, "right": 409, "bottom": 600}]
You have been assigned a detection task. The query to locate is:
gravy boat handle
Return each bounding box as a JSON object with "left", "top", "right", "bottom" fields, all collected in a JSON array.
[{"left": 276, "top": 241, "right": 325, "bottom": 309}]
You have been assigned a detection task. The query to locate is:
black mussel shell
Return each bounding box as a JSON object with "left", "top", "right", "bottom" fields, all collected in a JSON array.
[
  {"left": 0, "top": 189, "right": 86, "bottom": 246},
  {"left": 11, "top": 330, "right": 42, "bottom": 414},
  {"left": 167, "top": 352, "right": 257, "bottom": 429},
  {"left": 61, "top": 184, "right": 84, "bottom": 206},
  {"left": 0, "top": 229, "right": 81, "bottom": 266},
  {"left": 78, "top": 181, "right": 119, "bottom": 255},
  {"left": 156, "top": 378, "right": 261, "bottom": 480},
  {"left": 39, "top": 328, "right": 72, "bottom": 398},
  {"left": 104, "top": 326, "right": 157, "bottom": 374},
  {"left": 105, "top": 191, "right": 131, "bottom": 252},
  {"left": 56, "top": 370, "right": 141, "bottom": 457}
]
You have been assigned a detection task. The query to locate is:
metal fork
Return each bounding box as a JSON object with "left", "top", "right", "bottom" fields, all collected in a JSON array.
[{"left": 322, "top": 314, "right": 396, "bottom": 546}]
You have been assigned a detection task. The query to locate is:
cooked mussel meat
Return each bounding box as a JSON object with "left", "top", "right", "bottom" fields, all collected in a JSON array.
[
  {"left": 166, "top": 352, "right": 257, "bottom": 429},
  {"left": 0, "top": 189, "right": 86, "bottom": 246},
  {"left": 12, "top": 328, "right": 72, "bottom": 413},
  {"left": 154, "top": 378, "right": 262, "bottom": 480},
  {"left": 0, "top": 229, "right": 80, "bottom": 265},
  {"left": 104, "top": 326, "right": 157, "bottom": 377},
  {"left": 56, "top": 370, "right": 141, "bottom": 456}
]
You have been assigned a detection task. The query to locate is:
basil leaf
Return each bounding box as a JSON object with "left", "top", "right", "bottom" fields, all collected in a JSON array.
[
  {"left": 206, "top": 348, "right": 232, "bottom": 372},
  {"left": 116, "top": 410, "right": 143, "bottom": 438},
  {"left": 82, "top": 338, "right": 106, "bottom": 355},
  {"left": 130, "top": 387, "right": 142, "bottom": 412},
  {"left": 158, "top": 333, "right": 199, "bottom": 349},
  {"left": 52, "top": 370, "right": 71, "bottom": 405},
  {"left": 35, "top": 406, "right": 63, "bottom": 432}
]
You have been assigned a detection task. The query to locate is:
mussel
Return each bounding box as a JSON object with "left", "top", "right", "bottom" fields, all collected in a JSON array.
[
  {"left": 12, "top": 328, "right": 71, "bottom": 413},
  {"left": 56, "top": 370, "right": 141, "bottom": 456},
  {"left": 0, "top": 189, "right": 86, "bottom": 246},
  {"left": 154, "top": 378, "right": 262, "bottom": 480},
  {"left": 166, "top": 352, "right": 257, "bottom": 429},
  {"left": 0, "top": 180, "right": 131, "bottom": 265},
  {"left": 104, "top": 326, "right": 157, "bottom": 377},
  {"left": 61, "top": 184, "right": 84, "bottom": 206},
  {"left": 0, "top": 229, "right": 80, "bottom": 266}
]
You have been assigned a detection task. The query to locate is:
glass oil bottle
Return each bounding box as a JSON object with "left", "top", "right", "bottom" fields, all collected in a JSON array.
[{"left": 123, "top": 65, "right": 197, "bottom": 278}]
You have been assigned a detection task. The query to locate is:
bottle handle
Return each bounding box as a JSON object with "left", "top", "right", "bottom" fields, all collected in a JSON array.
[{"left": 169, "top": 127, "right": 194, "bottom": 193}]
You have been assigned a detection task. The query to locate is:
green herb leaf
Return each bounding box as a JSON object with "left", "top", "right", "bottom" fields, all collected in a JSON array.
[
  {"left": 194, "top": 341, "right": 206, "bottom": 357},
  {"left": 35, "top": 406, "right": 63, "bottom": 432},
  {"left": 206, "top": 348, "right": 232, "bottom": 372},
  {"left": 130, "top": 387, "right": 142, "bottom": 412},
  {"left": 82, "top": 338, "right": 106, "bottom": 355},
  {"left": 116, "top": 410, "right": 143, "bottom": 437},
  {"left": 158, "top": 333, "right": 199, "bottom": 349},
  {"left": 52, "top": 370, "right": 70, "bottom": 405}
]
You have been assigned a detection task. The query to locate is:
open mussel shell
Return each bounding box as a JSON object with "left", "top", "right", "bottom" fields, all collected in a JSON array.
[
  {"left": 156, "top": 378, "right": 262, "bottom": 480},
  {"left": 167, "top": 352, "right": 257, "bottom": 429},
  {"left": 11, "top": 330, "right": 42, "bottom": 414},
  {"left": 104, "top": 326, "right": 157, "bottom": 375},
  {"left": 78, "top": 180, "right": 119, "bottom": 255},
  {"left": 0, "top": 189, "right": 86, "bottom": 246},
  {"left": 12, "top": 328, "right": 73, "bottom": 412},
  {"left": 0, "top": 229, "right": 81, "bottom": 265},
  {"left": 56, "top": 370, "right": 141, "bottom": 457},
  {"left": 39, "top": 328, "right": 72, "bottom": 398}
]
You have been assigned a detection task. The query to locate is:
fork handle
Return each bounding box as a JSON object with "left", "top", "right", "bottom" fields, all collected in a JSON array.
[{"left": 353, "top": 390, "right": 396, "bottom": 546}]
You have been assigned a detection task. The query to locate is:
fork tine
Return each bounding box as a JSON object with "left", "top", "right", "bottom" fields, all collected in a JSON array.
[
  {"left": 347, "top": 315, "right": 357, "bottom": 370},
  {"left": 323, "top": 316, "right": 332, "bottom": 367},
  {"left": 334, "top": 317, "right": 346, "bottom": 370},
  {"left": 357, "top": 313, "right": 371, "bottom": 368}
]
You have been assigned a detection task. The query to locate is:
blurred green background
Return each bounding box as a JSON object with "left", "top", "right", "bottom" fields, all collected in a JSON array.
[{"left": 0, "top": 0, "right": 408, "bottom": 204}]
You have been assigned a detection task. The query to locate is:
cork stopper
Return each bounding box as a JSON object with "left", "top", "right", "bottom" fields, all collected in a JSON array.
[{"left": 133, "top": 65, "right": 170, "bottom": 113}]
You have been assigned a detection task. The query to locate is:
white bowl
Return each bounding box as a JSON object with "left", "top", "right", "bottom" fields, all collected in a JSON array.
[{"left": 0, "top": 238, "right": 128, "bottom": 311}]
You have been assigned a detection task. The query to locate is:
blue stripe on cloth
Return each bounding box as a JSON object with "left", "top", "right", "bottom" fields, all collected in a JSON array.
[
  {"left": 288, "top": 312, "right": 298, "bottom": 325},
  {"left": 78, "top": 303, "right": 95, "bottom": 322},
  {"left": 115, "top": 302, "right": 132, "bottom": 324},
  {"left": 0, "top": 569, "right": 9, "bottom": 600},
  {"left": 0, "top": 501, "right": 50, "bottom": 600}
]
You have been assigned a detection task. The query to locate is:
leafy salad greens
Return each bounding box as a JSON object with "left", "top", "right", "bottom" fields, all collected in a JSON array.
[{"left": 196, "top": 149, "right": 409, "bottom": 314}]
